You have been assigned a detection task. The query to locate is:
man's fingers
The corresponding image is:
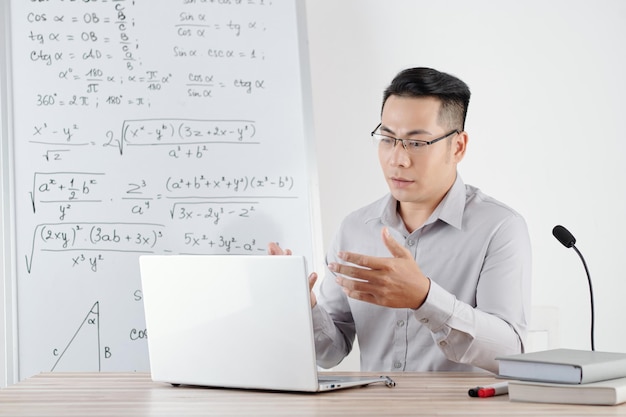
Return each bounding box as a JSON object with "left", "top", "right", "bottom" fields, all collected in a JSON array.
[
  {"left": 267, "top": 242, "right": 280, "bottom": 255},
  {"left": 308, "top": 272, "right": 318, "bottom": 307},
  {"left": 336, "top": 275, "right": 376, "bottom": 302},
  {"left": 329, "top": 261, "right": 372, "bottom": 282},
  {"left": 381, "top": 227, "right": 410, "bottom": 258},
  {"left": 337, "top": 250, "right": 377, "bottom": 269},
  {"left": 267, "top": 242, "right": 292, "bottom": 256},
  {"left": 308, "top": 272, "right": 317, "bottom": 291},
  {"left": 332, "top": 228, "right": 408, "bottom": 273},
  {"left": 335, "top": 274, "right": 373, "bottom": 292}
]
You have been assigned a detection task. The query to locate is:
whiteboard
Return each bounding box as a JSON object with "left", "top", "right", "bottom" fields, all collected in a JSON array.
[{"left": 1, "top": 0, "right": 319, "bottom": 382}]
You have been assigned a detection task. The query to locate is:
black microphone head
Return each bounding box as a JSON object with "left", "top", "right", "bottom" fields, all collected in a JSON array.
[{"left": 552, "top": 225, "right": 576, "bottom": 248}]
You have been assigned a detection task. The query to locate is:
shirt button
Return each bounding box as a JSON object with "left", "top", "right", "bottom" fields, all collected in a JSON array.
[
  {"left": 396, "top": 320, "right": 405, "bottom": 328},
  {"left": 439, "top": 341, "right": 447, "bottom": 347},
  {"left": 393, "top": 362, "right": 403, "bottom": 369},
  {"left": 419, "top": 318, "right": 429, "bottom": 324},
  {"left": 407, "top": 239, "right": 415, "bottom": 246}
]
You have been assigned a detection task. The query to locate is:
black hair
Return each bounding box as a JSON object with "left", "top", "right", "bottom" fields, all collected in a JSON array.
[{"left": 382, "top": 67, "right": 471, "bottom": 130}]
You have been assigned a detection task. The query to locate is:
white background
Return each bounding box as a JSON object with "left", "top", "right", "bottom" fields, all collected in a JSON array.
[
  {"left": 304, "top": 0, "right": 626, "bottom": 368},
  {"left": 2, "top": 0, "right": 626, "bottom": 381}
]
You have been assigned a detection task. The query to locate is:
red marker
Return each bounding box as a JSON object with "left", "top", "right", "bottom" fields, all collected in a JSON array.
[{"left": 477, "top": 382, "right": 508, "bottom": 398}]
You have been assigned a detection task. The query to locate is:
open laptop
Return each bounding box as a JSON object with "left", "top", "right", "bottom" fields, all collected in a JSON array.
[{"left": 139, "top": 254, "right": 394, "bottom": 392}]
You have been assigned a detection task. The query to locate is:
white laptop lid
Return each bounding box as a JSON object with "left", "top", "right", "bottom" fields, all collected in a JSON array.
[{"left": 140, "top": 255, "right": 323, "bottom": 392}]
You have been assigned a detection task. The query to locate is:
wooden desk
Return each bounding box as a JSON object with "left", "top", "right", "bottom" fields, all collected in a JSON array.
[{"left": 1, "top": 372, "right": 625, "bottom": 416}]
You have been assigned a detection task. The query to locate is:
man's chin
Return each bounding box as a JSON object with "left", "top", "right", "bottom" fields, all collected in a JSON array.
[{"left": 389, "top": 189, "right": 417, "bottom": 203}]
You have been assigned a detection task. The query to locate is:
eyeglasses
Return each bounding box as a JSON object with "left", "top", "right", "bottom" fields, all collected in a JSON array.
[{"left": 371, "top": 123, "right": 459, "bottom": 154}]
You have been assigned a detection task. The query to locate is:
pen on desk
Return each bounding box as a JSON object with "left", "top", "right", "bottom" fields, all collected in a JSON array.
[
  {"left": 478, "top": 382, "right": 508, "bottom": 397},
  {"left": 467, "top": 382, "right": 508, "bottom": 398}
]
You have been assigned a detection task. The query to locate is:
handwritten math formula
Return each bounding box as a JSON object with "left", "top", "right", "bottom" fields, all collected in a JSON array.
[{"left": 10, "top": 0, "right": 315, "bottom": 378}]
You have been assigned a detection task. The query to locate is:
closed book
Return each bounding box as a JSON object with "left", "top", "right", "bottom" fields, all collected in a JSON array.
[
  {"left": 496, "top": 349, "right": 626, "bottom": 384},
  {"left": 508, "top": 377, "right": 626, "bottom": 406}
]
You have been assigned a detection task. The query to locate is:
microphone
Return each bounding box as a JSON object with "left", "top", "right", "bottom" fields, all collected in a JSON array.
[
  {"left": 552, "top": 224, "right": 576, "bottom": 248},
  {"left": 552, "top": 225, "right": 595, "bottom": 351}
]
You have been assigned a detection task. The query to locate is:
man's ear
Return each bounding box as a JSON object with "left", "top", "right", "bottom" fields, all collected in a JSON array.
[{"left": 452, "top": 131, "right": 468, "bottom": 163}]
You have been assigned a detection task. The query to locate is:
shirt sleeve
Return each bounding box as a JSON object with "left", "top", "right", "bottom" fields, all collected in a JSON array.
[
  {"left": 309, "top": 219, "right": 359, "bottom": 369},
  {"left": 310, "top": 300, "right": 355, "bottom": 369},
  {"left": 412, "top": 213, "right": 532, "bottom": 374}
]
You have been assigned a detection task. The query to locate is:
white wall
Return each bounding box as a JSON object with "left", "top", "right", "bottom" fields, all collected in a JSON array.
[{"left": 305, "top": 0, "right": 626, "bottom": 368}]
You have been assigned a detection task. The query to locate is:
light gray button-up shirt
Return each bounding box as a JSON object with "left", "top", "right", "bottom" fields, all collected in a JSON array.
[{"left": 311, "top": 175, "right": 531, "bottom": 373}]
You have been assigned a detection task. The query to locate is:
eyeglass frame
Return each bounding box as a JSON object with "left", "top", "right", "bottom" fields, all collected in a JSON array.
[{"left": 370, "top": 123, "right": 460, "bottom": 152}]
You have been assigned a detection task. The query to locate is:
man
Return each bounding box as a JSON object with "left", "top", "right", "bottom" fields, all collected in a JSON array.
[{"left": 269, "top": 67, "right": 531, "bottom": 373}]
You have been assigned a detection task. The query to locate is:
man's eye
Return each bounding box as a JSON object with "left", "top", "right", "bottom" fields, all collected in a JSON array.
[
  {"left": 406, "top": 140, "right": 425, "bottom": 149},
  {"left": 380, "top": 137, "right": 395, "bottom": 145}
]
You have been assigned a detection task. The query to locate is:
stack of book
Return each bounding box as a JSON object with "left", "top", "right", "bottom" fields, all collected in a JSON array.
[{"left": 495, "top": 348, "right": 626, "bottom": 406}]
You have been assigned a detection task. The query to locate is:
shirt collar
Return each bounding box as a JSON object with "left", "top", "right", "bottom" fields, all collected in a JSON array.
[
  {"left": 380, "top": 173, "right": 466, "bottom": 231},
  {"left": 429, "top": 174, "right": 465, "bottom": 230}
]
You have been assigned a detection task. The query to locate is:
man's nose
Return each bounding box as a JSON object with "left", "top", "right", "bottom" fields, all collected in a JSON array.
[{"left": 389, "top": 139, "right": 411, "bottom": 166}]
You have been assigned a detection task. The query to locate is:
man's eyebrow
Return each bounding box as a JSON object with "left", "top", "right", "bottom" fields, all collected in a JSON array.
[{"left": 380, "top": 125, "right": 432, "bottom": 137}]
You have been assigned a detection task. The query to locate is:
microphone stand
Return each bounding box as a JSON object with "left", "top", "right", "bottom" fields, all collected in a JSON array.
[{"left": 571, "top": 244, "right": 595, "bottom": 351}]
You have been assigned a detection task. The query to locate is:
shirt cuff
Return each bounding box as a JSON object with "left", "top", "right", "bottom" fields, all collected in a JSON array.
[{"left": 412, "top": 280, "right": 456, "bottom": 332}]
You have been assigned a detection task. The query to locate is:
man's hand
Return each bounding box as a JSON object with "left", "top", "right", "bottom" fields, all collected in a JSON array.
[
  {"left": 328, "top": 227, "right": 430, "bottom": 309},
  {"left": 267, "top": 242, "right": 292, "bottom": 256},
  {"left": 267, "top": 242, "right": 317, "bottom": 308}
]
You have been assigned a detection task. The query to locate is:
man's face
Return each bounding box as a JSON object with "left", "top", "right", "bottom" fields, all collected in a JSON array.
[{"left": 377, "top": 95, "right": 465, "bottom": 209}]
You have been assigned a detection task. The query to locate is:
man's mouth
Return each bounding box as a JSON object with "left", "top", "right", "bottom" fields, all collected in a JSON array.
[{"left": 390, "top": 176, "right": 414, "bottom": 187}]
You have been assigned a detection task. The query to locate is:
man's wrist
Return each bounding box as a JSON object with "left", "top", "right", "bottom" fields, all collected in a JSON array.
[{"left": 411, "top": 276, "right": 431, "bottom": 310}]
